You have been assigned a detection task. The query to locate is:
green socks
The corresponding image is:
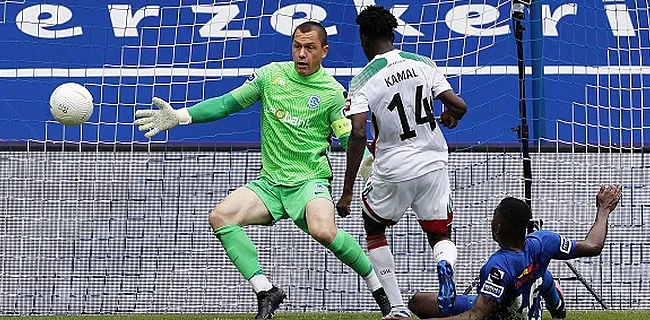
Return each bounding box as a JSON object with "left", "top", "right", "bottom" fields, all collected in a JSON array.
[
  {"left": 215, "top": 226, "right": 374, "bottom": 285},
  {"left": 327, "top": 229, "right": 373, "bottom": 277},
  {"left": 214, "top": 225, "right": 263, "bottom": 280}
]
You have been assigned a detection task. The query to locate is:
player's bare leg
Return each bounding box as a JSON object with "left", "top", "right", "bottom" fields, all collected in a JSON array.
[
  {"left": 209, "top": 187, "right": 285, "bottom": 319},
  {"left": 305, "top": 198, "right": 338, "bottom": 245},
  {"left": 425, "top": 227, "right": 458, "bottom": 316},
  {"left": 305, "top": 198, "right": 390, "bottom": 317},
  {"left": 363, "top": 212, "right": 410, "bottom": 318}
]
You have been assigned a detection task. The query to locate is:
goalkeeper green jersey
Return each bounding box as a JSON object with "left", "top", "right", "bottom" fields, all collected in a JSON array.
[{"left": 229, "top": 62, "right": 349, "bottom": 186}]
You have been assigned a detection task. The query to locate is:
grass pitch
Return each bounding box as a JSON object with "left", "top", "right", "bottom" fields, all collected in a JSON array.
[{"left": 1, "top": 311, "right": 650, "bottom": 320}]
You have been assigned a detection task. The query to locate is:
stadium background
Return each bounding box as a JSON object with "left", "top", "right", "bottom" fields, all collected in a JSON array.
[{"left": 0, "top": 0, "right": 649, "bottom": 315}]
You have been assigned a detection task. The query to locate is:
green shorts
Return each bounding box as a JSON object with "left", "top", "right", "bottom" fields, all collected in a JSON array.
[{"left": 245, "top": 177, "right": 332, "bottom": 234}]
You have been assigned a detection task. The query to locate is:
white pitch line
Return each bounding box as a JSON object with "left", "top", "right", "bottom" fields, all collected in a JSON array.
[{"left": 0, "top": 66, "right": 650, "bottom": 78}]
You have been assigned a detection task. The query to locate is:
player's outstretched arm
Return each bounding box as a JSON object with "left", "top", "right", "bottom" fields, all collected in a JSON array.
[
  {"left": 336, "top": 112, "right": 367, "bottom": 217},
  {"left": 135, "top": 95, "right": 247, "bottom": 139},
  {"left": 573, "top": 184, "right": 622, "bottom": 257},
  {"left": 437, "top": 90, "right": 467, "bottom": 129},
  {"left": 135, "top": 68, "right": 264, "bottom": 138}
]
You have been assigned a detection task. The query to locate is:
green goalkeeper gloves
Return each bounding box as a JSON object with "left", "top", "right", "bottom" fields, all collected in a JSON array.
[{"left": 135, "top": 97, "right": 192, "bottom": 138}]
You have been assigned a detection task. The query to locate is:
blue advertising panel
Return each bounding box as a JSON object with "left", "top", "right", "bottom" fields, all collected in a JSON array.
[{"left": 0, "top": 0, "right": 648, "bottom": 146}]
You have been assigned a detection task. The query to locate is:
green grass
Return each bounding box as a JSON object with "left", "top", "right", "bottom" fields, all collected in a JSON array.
[{"left": 1, "top": 311, "right": 649, "bottom": 320}]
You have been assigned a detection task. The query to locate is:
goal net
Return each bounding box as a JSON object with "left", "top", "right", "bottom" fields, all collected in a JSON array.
[
  {"left": 0, "top": 0, "right": 648, "bottom": 315},
  {"left": 533, "top": 0, "right": 650, "bottom": 309}
]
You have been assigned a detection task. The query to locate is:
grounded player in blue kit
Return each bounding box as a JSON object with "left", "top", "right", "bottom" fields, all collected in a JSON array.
[{"left": 399, "top": 184, "right": 622, "bottom": 320}]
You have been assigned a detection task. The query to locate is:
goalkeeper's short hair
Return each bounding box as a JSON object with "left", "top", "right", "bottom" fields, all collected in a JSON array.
[{"left": 292, "top": 21, "right": 328, "bottom": 46}]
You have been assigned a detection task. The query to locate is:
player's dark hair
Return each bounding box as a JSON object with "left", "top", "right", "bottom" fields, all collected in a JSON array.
[
  {"left": 355, "top": 5, "right": 398, "bottom": 40},
  {"left": 292, "top": 21, "right": 328, "bottom": 46},
  {"left": 497, "top": 197, "right": 532, "bottom": 232}
]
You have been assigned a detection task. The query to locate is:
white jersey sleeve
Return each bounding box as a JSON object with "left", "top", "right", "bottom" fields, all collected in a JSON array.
[
  {"left": 430, "top": 63, "right": 453, "bottom": 98},
  {"left": 345, "top": 86, "right": 369, "bottom": 117}
]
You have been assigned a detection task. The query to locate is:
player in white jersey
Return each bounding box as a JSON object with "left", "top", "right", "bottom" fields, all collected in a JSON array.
[{"left": 336, "top": 5, "right": 468, "bottom": 319}]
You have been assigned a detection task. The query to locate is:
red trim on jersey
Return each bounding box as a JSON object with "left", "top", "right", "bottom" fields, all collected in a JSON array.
[
  {"left": 418, "top": 211, "right": 454, "bottom": 235},
  {"left": 366, "top": 234, "right": 389, "bottom": 250},
  {"left": 362, "top": 195, "right": 397, "bottom": 226}
]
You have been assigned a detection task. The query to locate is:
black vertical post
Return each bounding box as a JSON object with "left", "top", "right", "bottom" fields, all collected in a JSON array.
[
  {"left": 513, "top": 13, "right": 533, "bottom": 231},
  {"left": 512, "top": 3, "right": 608, "bottom": 310}
]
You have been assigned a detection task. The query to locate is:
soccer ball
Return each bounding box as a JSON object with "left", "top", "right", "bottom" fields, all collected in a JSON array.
[{"left": 49, "top": 82, "right": 94, "bottom": 126}]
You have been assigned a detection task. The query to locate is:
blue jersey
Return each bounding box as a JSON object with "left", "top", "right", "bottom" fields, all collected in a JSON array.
[{"left": 477, "top": 231, "right": 576, "bottom": 320}]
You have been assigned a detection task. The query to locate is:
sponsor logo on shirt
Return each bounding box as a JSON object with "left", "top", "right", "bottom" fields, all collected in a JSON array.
[
  {"left": 481, "top": 267, "right": 506, "bottom": 298},
  {"left": 516, "top": 263, "right": 541, "bottom": 288},
  {"left": 518, "top": 264, "right": 534, "bottom": 278},
  {"left": 481, "top": 277, "right": 505, "bottom": 299},
  {"left": 266, "top": 105, "right": 310, "bottom": 128},
  {"left": 273, "top": 77, "right": 287, "bottom": 87},
  {"left": 307, "top": 95, "right": 321, "bottom": 109},
  {"left": 559, "top": 235, "right": 571, "bottom": 254}
]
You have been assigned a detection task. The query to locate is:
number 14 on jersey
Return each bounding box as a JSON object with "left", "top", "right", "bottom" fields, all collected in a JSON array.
[{"left": 387, "top": 84, "right": 437, "bottom": 141}]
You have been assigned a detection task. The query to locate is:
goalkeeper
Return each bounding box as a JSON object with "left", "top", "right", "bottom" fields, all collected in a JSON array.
[{"left": 134, "top": 21, "right": 389, "bottom": 319}]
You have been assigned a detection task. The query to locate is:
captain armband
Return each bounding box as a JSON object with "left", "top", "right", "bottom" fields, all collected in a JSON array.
[{"left": 331, "top": 118, "right": 352, "bottom": 138}]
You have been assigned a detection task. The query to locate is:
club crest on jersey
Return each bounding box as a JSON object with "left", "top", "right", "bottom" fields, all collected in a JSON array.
[
  {"left": 314, "top": 183, "right": 327, "bottom": 194},
  {"left": 490, "top": 267, "right": 505, "bottom": 283},
  {"left": 307, "top": 95, "right": 321, "bottom": 109}
]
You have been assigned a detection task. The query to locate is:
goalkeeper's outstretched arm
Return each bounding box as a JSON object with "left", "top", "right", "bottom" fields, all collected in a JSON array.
[
  {"left": 135, "top": 72, "right": 262, "bottom": 138},
  {"left": 134, "top": 94, "right": 248, "bottom": 138}
]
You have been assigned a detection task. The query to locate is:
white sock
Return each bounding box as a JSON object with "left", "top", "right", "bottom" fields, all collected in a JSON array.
[
  {"left": 368, "top": 245, "right": 405, "bottom": 308},
  {"left": 249, "top": 274, "right": 273, "bottom": 293},
  {"left": 363, "top": 269, "right": 383, "bottom": 292},
  {"left": 433, "top": 239, "right": 457, "bottom": 267}
]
